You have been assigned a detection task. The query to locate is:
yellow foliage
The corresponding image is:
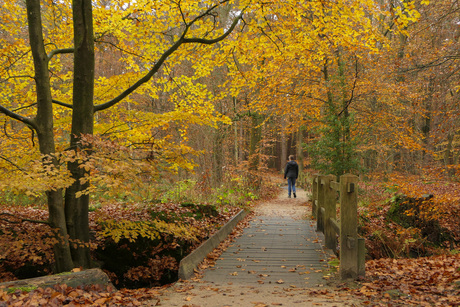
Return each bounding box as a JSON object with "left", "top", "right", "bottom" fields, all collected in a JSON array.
[{"left": 98, "top": 219, "right": 199, "bottom": 243}]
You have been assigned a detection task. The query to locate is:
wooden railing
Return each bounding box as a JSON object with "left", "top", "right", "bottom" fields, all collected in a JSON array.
[{"left": 311, "top": 173, "right": 365, "bottom": 280}]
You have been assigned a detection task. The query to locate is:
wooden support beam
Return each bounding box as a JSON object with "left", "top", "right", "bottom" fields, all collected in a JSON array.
[
  {"left": 339, "top": 174, "right": 358, "bottom": 280},
  {"left": 323, "top": 174, "right": 337, "bottom": 250}
]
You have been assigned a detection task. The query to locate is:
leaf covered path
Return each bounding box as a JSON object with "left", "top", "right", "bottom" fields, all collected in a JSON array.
[
  {"left": 201, "top": 213, "right": 327, "bottom": 286},
  {"left": 156, "top": 188, "right": 362, "bottom": 306}
]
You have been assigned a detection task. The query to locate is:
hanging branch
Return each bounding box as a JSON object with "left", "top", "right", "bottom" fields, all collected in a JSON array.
[{"left": 337, "top": 56, "right": 359, "bottom": 117}]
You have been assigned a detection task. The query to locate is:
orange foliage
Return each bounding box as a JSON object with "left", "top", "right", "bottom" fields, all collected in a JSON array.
[{"left": 358, "top": 171, "right": 460, "bottom": 259}]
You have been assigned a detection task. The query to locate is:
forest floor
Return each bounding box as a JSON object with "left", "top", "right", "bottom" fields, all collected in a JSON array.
[{"left": 1, "top": 174, "right": 458, "bottom": 306}]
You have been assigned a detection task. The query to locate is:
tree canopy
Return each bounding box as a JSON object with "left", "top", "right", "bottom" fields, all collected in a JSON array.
[{"left": 2, "top": 0, "right": 459, "bottom": 275}]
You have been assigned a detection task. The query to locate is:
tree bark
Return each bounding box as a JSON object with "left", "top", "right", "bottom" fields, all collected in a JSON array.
[
  {"left": 26, "top": 0, "right": 74, "bottom": 272},
  {"left": 444, "top": 133, "right": 455, "bottom": 177},
  {"left": 249, "top": 113, "right": 262, "bottom": 171},
  {"left": 212, "top": 125, "right": 224, "bottom": 186},
  {"left": 0, "top": 268, "right": 114, "bottom": 290},
  {"left": 296, "top": 126, "right": 304, "bottom": 171},
  {"left": 280, "top": 119, "right": 287, "bottom": 173},
  {"left": 64, "top": 0, "right": 95, "bottom": 269}
]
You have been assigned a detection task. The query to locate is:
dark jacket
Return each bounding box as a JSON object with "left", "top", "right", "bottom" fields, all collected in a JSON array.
[{"left": 284, "top": 160, "right": 299, "bottom": 179}]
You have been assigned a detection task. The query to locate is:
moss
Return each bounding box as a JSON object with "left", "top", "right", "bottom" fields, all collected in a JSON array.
[{"left": 6, "top": 286, "right": 38, "bottom": 294}]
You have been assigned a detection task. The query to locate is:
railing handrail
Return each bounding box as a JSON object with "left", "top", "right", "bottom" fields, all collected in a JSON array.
[{"left": 311, "top": 173, "right": 365, "bottom": 280}]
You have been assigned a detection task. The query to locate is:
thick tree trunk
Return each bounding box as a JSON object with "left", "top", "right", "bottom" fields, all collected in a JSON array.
[
  {"left": 26, "top": 0, "right": 74, "bottom": 272},
  {"left": 64, "top": 0, "right": 95, "bottom": 269}
]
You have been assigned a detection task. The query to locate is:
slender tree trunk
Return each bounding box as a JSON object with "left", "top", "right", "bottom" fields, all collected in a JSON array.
[
  {"left": 249, "top": 114, "right": 262, "bottom": 171},
  {"left": 280, "top": 119, "right": 287, "bottom": 173},
  {"left": 444, "top": 133, "right": 455, "bottom": 177},
  {"left": 26, "top": 0, "right": 74, "bottom": 272},
  {"left": 233, "top": 97, "right": 239, "bottom": 165},
  {"left": 296, "top": 126, "right": 304, "bottom": 171},
  {"left": 212, "top": 125, "right": 224, "bottom": 186},
  {"left": 64, "top": 0, "right": 95, "bottom": 269}
]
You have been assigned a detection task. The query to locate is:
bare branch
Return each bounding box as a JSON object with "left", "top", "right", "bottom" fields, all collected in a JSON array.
[
  {"left": 0, "top": 155, "right": 27, "bottom": 173},
  {"left": 182, "top": 10, "right": 243, "bottom": 44},
  {"left": 337, "top": 57, "right": 359, "bottom": 117},
  {"left": 94, "top": 6, "right": 244, "bottom": 112},
  {"left": 0, "top": 212, "right": 50, "bottom": 225},
  {"left": 52, "top": 99, "right": 73, "bottom": 109},
  {"left": 13, "top": 103, "right": 37, "bottom": 112},
  {"left": 47, "top": 48, "right": 74, "bottom": 61},
  {"left": 0, "top": 104, "right": 37, "bottom": 130}
]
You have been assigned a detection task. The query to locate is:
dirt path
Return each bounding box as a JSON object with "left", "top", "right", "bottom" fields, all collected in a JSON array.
[
  {"left": 151, "top": 188, "right": 363, "bottom": 306},
  {"left": 255, "top": 187, "right": 309, "bottom": 219}
]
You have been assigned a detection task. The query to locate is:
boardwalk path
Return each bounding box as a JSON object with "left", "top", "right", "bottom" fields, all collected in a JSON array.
[
  {"left": 202, "top": 193, "right": 328, "bottom": 286},
  {"left": 156, "top": 187, "right": 358, "bottom": 306}
]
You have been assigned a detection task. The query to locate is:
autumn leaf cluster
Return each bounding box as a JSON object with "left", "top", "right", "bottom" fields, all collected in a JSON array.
[
  {"left": 357, "top": 172, "right": 460, "bottom": 260},
  {"left": 0, "top": 283, "right": 161, "bottom": 307},
  {"left": 351, "top": 254, "right": 460, "bottom": 306}
]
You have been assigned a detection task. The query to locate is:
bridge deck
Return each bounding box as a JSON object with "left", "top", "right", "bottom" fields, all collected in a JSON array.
[{"left": 202, "top": 215, "right": 329, "bottom": 287}]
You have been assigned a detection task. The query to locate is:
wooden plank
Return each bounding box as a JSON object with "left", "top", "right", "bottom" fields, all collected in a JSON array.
[
  {"left": 312, "top": 175, "right": 318, "bottom": 218},
  {"left": 323, "top": 174, "right": 337, "bottom": 250},
  {"left": 329, "top": 218, "right": 340, "bottom": 236},
  {"left": 178, "top": 209, "right": 248, "bottom": 280},
  {"left": 316, "top": 176, "right": 326, "bottom": 232},
  {"left": 358, "top": 238, "right": 366, "bottom": 278},
  {"left": 330, "top": 181, "right": 340, "bottom": 192}
]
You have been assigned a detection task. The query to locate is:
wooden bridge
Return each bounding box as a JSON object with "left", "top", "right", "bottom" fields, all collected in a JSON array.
[
  {"left": 202, "top": 214, "right": 329, "bottom": 286},
  {"left": 201, "top": 174, "right": 364, "bottom": 287}
]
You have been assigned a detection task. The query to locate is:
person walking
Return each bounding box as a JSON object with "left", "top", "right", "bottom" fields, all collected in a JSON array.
[{"left": 284, "top": 155, "right": 299, "bottom": 198}]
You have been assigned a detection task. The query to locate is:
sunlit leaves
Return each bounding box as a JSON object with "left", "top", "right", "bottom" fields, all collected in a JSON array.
[{"left": 98, "top": 219, "right": 199, "bottom": 243}]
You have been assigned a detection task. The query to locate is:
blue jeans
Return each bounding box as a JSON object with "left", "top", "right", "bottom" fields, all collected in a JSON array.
[{"left": 287, "top": 177, "right": 296, "bottom": 196}]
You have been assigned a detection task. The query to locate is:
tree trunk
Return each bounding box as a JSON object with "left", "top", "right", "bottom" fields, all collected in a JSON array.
[
  {"left": 212, "top": 125, "right": 224, "bottom": 186},
  {"left": 26, "top": 0, "right": 74, "bottom": 272},
  {"left": 249, "top": 114, "right": 262, "bottom": 171},
  {"left": 64, "top": 0, "right": 95, "bottom": 269},
  {"left": 280, "top": 119, "right": 287, "bottom": 173},
  {"left": 0, "top": 268, "right": 114, "bottom": 290},
  {"left": 233, "top": 97, "right": 239, "bottom": 165},
  {"left": 444, "top": 133, "right": 455, "bottom": 177},
  {"left": 296, "top": 126, "right": 304, "bottom": 171}
]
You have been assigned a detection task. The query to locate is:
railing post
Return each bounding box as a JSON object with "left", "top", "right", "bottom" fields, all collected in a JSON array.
[
  {"left": 339, "top": 174, "right": 358, "bottom": 280},
  {"left": 358, "top": 237, "right": 366, "bottom": 278},
  {"left": 323, "top": 174, "right": 337, "bottom": 251},
  {"left": 316, "top": 175, "right": 325, "bottom": 232},
  {"left": 311, "top": 174, "right": 319, "bottom": 218}
]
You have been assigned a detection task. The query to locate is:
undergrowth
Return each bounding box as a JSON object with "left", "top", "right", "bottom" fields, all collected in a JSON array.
[
  {"left": 0, "top": 170, "right": 277, "bottom": 288},
  {"left": 357, "top": 172, "right": 460, "bottom": 259}
]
